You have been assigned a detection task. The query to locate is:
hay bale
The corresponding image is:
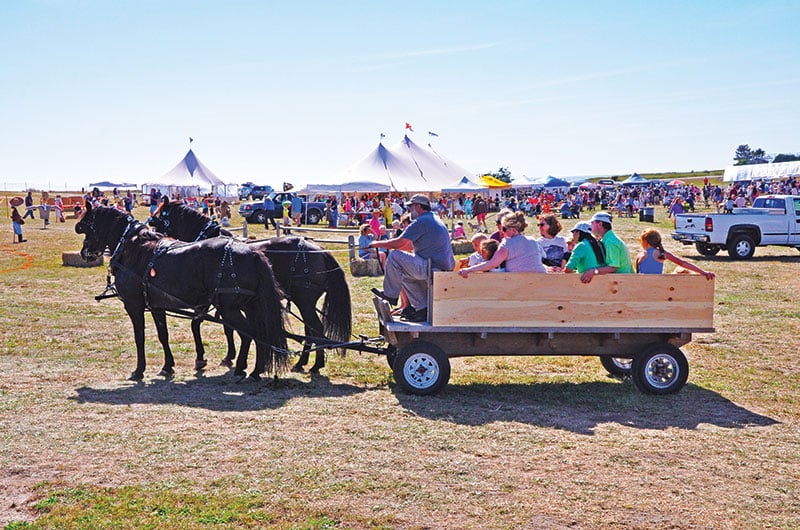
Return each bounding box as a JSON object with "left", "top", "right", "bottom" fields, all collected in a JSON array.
[
  {"left": 451, "top": 240, "right": 473, "bottom": 255},
  {"left": 350, "top": 258, "right": 382, "bottom": 277},
  {"left": 62, "top": 251, "right": 103, "bottom": 268}
]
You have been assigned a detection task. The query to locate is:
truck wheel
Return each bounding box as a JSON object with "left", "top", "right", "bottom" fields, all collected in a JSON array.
[
  {"left": 252, "top": 211, "right": 266, "bottom": 225},
  {"left": 631, "top": 343, "right": 688, "bottom": 395},
  {"left": 727, "top": 234, "right": 755, "bottom": 259},
  {"left": 695, "top": 242, "right": 720, "bottom": 256},
  {"left": 306, "top": 209, "right": 322, "bottom": 225},
  {"left": 393, "top": 341, "right": 450, "bottom": 395},
  {"left": 600, "top": 356, "right": 632, "bottom": 377}
]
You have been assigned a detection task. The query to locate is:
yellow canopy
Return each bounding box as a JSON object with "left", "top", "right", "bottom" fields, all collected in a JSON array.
[{"left": 478, "top": 175, "right": 512, "bottom": 188}]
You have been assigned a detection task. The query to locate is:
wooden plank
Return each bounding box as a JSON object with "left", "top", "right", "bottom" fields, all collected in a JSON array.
[{"left": 431, "top": 272, "right": 714, "bottom": 329}]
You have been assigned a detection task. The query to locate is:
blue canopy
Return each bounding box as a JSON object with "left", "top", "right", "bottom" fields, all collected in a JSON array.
[{"left": 542, "top": 176, "right": 570, "bottom": 188}]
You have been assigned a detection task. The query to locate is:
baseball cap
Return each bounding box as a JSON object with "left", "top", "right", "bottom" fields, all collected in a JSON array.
[
  {"left": 571, "top": 221, "right": 592, "bottom": 234},
  {"left": 589, "top": 211, "right": 612, "bottom": 224},
  {"left": 409, "top": 194, "right": 430, "bottom": 207}
]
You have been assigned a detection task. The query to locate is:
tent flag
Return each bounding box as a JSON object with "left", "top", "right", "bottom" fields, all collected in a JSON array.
[
  {"left": 405, "top": 122, "right": 414, "bottom": 132},
  {"left": 428, "top": 131, "right": 439, "bottom": 137}
]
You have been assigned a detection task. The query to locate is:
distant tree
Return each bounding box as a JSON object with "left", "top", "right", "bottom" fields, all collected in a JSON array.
[
  {"left": 734, "top": 144, "right": 770, "bottom": 165},
  {"left": 734, "top": 144, "right": 752, "bottom": 165},
  {"left": 485, "top": 167, "right": 512, "bottom": 183},
  {"left": 773, "top": 153, "right": 800, "bottom": 163}
]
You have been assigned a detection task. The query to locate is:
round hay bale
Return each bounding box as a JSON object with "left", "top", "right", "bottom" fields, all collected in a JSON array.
[
  {"left": 451, "top": 240, "right": 473, "bottom": 255},
  {"left": 62, "top": 251, "right": 103, "bottom": 268},
  {"left": 350, "top": 258, "right": 382, "bottom": 277}
]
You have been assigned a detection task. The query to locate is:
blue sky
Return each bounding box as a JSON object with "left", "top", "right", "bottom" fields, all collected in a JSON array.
[{"left": 2, "top": 0, "right": 798, "bottom": 190}]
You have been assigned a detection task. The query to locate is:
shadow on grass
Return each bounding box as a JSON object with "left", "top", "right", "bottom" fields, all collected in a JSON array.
[
  {"left": 393, "top": 380, "right": 779, "bottom": 435},
  {"left": 71, "top": 371, "right": 367, "bottom": 412}
]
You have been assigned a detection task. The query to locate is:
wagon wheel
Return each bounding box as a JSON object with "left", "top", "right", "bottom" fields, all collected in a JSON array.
[
  {"left": 392, "top": 341, "right": 450, "bottom": 396},
  {"left": 385, "top": 344, "right": 397, "bottom": 369},
  {"left": 631, "top": 343, "right": 689, "bottom": 395},
  {"left": 599, "top": 356, "right": 633, "bottom": 377}
]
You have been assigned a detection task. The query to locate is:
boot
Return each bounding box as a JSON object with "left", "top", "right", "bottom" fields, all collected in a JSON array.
[{"left": 18, "top": 234, "right": 26, "bottom": 243}]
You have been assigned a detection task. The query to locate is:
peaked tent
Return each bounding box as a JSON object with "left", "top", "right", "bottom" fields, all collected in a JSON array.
[
  {"left": 441, "top": 176, "right": 485, "bottom": 193},
  {"left": 312, "top": 135, "right": 476, "bottom": 193},
  {"left": 542, "top": 176, "right": 570, "bottom": 188},
  {"left": 620, "top": 173, "right": 649, "bottom": 185},
  {"left": 143, "top": 149, "right": 233, "bottom": 199}
]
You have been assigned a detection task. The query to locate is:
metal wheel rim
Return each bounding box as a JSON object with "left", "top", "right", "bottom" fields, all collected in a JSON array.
[
  {"left": 735, "top": 240, "right": 751, "bottom": 256},
  {"left": 645, "top": 354, "right": 680, "bottom": 389},
  {"left": 403, "top": 353, "right": 439, "bottom": 390},
  {"left": 612, "top": 357, "right": 633, "bottom": 371}
]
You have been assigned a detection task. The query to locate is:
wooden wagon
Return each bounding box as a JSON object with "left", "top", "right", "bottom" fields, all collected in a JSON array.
[{"left": 374, "top": 272, "right": 715, "bottom": 395}]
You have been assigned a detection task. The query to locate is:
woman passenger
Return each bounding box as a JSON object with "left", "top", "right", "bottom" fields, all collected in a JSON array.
[
  {"left": 459, "top": 211, "right": 545, "bottom": 277},
  {"left": 537, "top": 213, "right": 570, "bottom": 267},
  {"left": 562, "top": 222, "right": 605, "bottom": 274}
]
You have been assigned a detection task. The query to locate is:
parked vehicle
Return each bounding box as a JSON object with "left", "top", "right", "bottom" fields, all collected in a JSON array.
[
  {"left": 238, "top": 183, "right": 273, "bottom": 201},
  {"left": 238, "top": 192, "right": 326, "bottom": 225},
  {"left": 672, "top": 194, "right": 800, "bottom": 259}
]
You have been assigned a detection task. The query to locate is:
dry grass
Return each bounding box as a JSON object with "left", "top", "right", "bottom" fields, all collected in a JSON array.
[{"left": 1, "top": 196, "right": 799, "bottom": 529}]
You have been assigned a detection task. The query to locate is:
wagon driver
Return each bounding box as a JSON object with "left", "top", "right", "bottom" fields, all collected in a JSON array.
[{"left": 370, "top": 194, "right": 455, "bottom": 322}]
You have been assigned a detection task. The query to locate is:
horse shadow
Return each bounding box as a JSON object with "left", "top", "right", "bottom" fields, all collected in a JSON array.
[
  {"left": 391, "top": 380, "right": 779, "bottom": 435},
  {"left": 72, "top": 371, "right": 367, "bottom": 412}
]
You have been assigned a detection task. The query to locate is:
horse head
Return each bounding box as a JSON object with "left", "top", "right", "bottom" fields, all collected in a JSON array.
[{"left": 75, "top": 202, "right": 131, "bottom": 261}]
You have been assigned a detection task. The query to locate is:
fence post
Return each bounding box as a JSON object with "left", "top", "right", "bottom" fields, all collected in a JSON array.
[
  {"left": 348, "top": 235, "right": 355, "bottom": 262},
  {"left": 242, "top": 220, "right": 248, "bottom": 238}
]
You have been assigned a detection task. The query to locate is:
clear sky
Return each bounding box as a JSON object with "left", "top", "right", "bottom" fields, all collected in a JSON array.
[{"left": 2, "top": 0, "right": 798, "bottom": 190}]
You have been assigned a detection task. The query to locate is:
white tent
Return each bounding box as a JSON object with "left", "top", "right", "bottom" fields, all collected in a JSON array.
[
  {"left": 441, "top": 176, "right": 485, "bottom": 193},
  {"left": 312, "top": 135, "right": 476, "bottom": 193},
  {"left": 142, "top": 149, "right": 233, "bottom": 198},
  {"left": 723, "top": 161, "right": 800, "bottom": 182}
]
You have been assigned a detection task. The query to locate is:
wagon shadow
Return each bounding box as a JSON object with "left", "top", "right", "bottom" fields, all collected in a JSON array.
[
  {"left": 393, "top": 381, "right": 779, "bottom": 435},
  {"left": 72, "top": 372, "right": 366, "bottom": 412}
]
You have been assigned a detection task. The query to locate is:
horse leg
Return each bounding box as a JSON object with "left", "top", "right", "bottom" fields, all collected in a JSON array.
[
  {"left": 220, "top": 310, "right": 258, "bottom": 379},
  {"left": 127, "top": 307, "right": 147, "bottom": 381},
  {"left": 191, "top": 317, "right": 207, "bottom": 371},
  {"left": 296, "top": 297, "right": 326, "bottom": 374},
  {"left": 151, "top": 309, "right": 175, "bottom": 378},
  {"left": 219, "top": 323, "right": 238, "bottom": 368}
]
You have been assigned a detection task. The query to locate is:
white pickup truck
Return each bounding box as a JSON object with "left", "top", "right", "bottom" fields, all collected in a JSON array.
[{"left": 672, "top": 194, "right": 800, "bottom": 259}]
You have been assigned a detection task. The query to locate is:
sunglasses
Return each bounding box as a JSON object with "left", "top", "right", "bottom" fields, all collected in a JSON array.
[
  {"left": 537, "top": 222, "right": 547, "bottom": 227},
  {"left": 501, "top": 225, "right": 513, "bottom": 232}
]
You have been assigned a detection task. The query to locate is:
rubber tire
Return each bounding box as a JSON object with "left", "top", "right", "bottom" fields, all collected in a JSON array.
[
  {"left": 385, "top": 345, "right": 397, "bottom": 369},
  {"left": 727, "top": 233, "right": 755, "bottom": 259},
  {"left": 252, "top": 210, "right": 266, "bottom": 225},
  {"left": 600, "top": 356, "right": 633, "bottom": 377},
  {"left": 695, "top": 242, "right": 720, "bottom": 256},
  {"left": 393, "top": 341, "right": 450, "bottom": 396},
  {"left": 631, "top": 343, "right": 689, "bottom": 395},
  {"left": 306, "top": 209, "right": 322, "bottom": 225}
]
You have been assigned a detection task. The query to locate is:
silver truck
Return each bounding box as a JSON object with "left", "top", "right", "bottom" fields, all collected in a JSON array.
[{"left": 672, "top": 194, "right": 800, "bottom": 259}]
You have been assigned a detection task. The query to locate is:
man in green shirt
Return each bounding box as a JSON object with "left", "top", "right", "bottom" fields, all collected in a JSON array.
[{"left": 580, "top": 211, "right": 633, "bottom": 283}]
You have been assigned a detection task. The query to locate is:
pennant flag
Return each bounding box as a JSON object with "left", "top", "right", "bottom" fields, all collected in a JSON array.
[
  {"left": 380, "top": 132, "right": 386, "bottom": 139},
  {"left": 405, "top": 122, "right": 414, "bottom": 132},
  {"left": 428, "top": 131, "right": 439, "bottom": 137},
  {"left": 189, "top": 137, "right": 194, "bottom": 143}
]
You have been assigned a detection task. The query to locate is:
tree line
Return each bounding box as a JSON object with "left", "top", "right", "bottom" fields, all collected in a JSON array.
[{"left": 734, "top": 144, "right": 800, "bottom": 165}]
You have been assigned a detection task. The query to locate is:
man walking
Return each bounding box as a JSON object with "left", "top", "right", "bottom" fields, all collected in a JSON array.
[
  {"left": 262, "top": 195, "right": 278, "bottom": 230},
  {"left": 369, "top": 194, "right": 455, "bottom": 322}
]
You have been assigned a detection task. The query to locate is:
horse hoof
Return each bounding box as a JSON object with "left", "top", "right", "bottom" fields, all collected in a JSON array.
[
  {"left": 128, "top": 372, "right": 143, "bottom": 381},
  {"left": 220, "top": 358, "right": 234, "bottom": 368},
  {"left": 195, "top": 360, "right": 208, "bottom": 371},
  {"left": 248, "top": 372, "right": 262, "bottom": 382},
  {"left": 290, "top": 364, "right": 305, "bottom": 373},
  {"left": 157, "top": 368, "right": 174, "bottom": 378},
  {"left": 309, "top": 367, "right": 321, "bottom": 374}
]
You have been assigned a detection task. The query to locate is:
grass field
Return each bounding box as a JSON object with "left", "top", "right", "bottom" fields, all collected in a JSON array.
[{"left": 1, "top": 195, "right": 798, "bottom": 529}]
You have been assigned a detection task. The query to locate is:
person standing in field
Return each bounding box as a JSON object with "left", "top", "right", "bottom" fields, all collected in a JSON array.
[{"left": 11, "top": 205, "right": 26, "bottom": 243}]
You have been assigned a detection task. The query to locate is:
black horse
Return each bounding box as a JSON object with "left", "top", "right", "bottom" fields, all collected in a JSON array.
[
  {"left": 149, "top": 197, "right": 352, "bottom": 373},
  {"left": 76, "top": 202, "right": 288, "bottom": 381}
]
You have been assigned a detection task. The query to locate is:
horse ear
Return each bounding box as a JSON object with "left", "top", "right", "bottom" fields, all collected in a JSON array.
[
  {"left": 85, "top": 200, "right": 92, "bottom": 213},
  {"left": 161, "top": 196, "right": 169, "bottom": 205}
]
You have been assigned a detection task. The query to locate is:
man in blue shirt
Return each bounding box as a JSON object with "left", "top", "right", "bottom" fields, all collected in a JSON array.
[{"left": 370, "top": 194, "right": 454, "bottom": 322}]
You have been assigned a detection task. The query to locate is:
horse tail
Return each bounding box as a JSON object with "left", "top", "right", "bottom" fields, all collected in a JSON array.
[
  {"left": 321, "top": 250, "right": 352, "bottom": 355},
  {"left": 253, "top": 252, "right": 289, "bottom": 375}
]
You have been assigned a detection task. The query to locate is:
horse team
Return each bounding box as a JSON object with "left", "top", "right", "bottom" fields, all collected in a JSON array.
[{"left": 75, "top": 198, "right": 352, "bottom": 382}]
